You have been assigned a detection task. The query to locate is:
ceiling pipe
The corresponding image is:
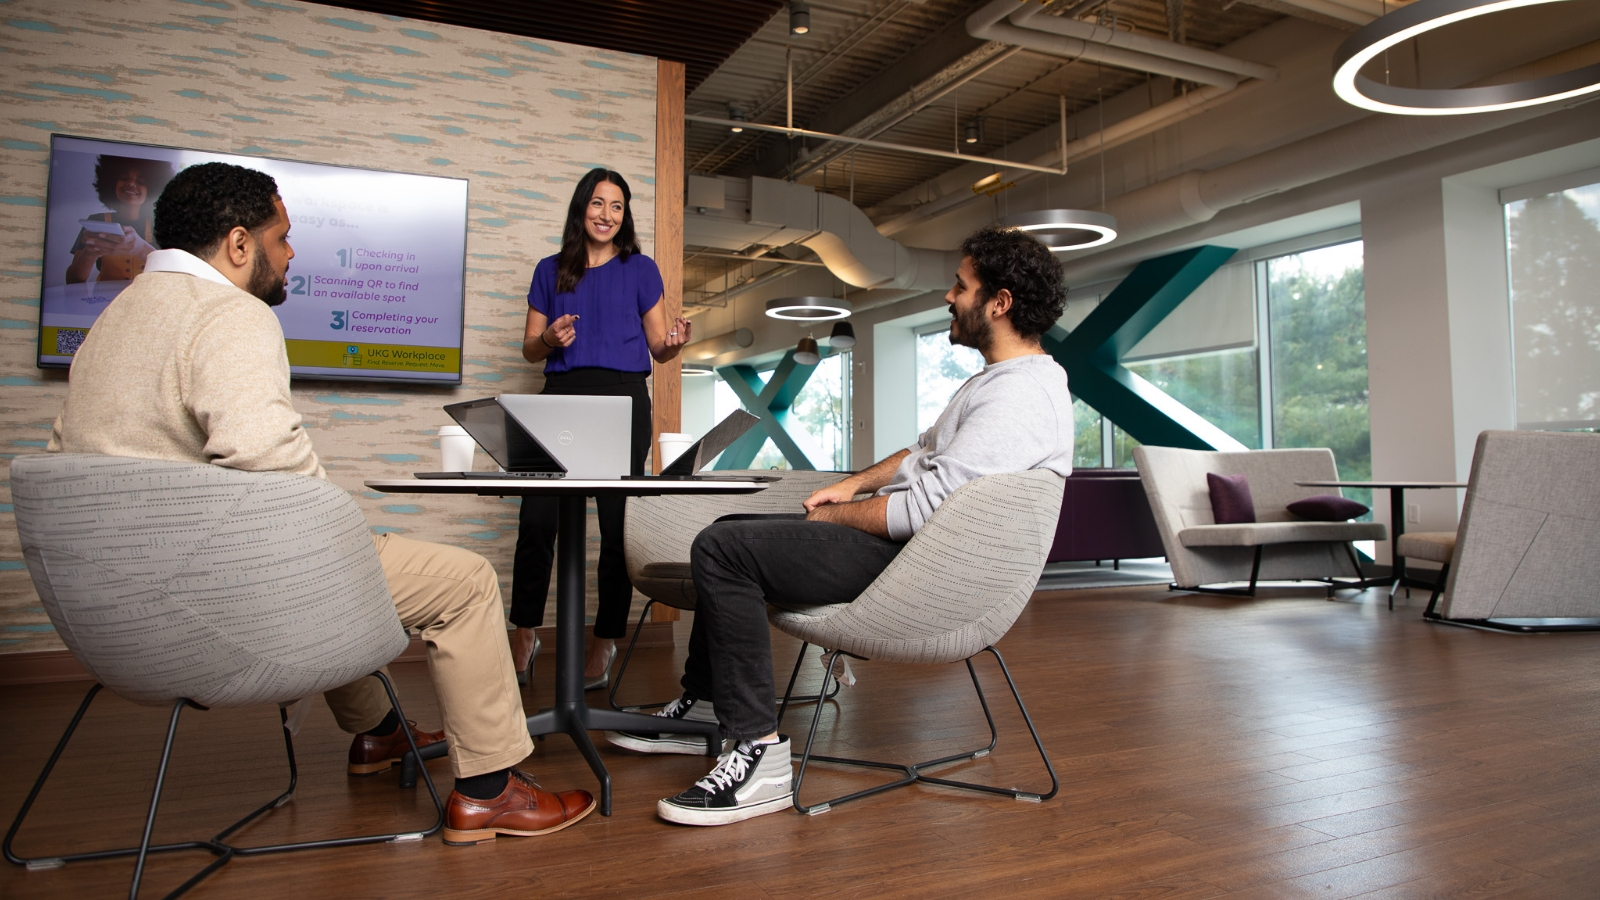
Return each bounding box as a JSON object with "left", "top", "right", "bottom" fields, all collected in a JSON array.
[
  {"left": 1007, "top": 2, "right": 1278, "bottom": 82},
  {"left": 967, "top": 0, "right": 1273, "bottom": 88},
  {"left": 692, "top": 262, "right": 806, "bottom": 309},
  {"left": 1084, "top": 93, "right": 1584, "bottom": 254},
  {"left": 787, "top": 45, "right": 1025, "bottom": 183},
  {"left": 685, "top": 114, "right": 1066, "bottom": 175},
  {"left": 876, "top": 77, "right": 1269, "bottom": 235},
  {"left": 1264, "top": 0, "right": 1416, "bottom": 28}
]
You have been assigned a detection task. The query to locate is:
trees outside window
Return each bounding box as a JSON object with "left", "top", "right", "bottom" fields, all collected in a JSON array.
[
  {"left": 711, "top": 352, "right": 851, "bottom": 471},
  {"left": 1266, "top": 241, "right": 1371, "bottom": 514}
]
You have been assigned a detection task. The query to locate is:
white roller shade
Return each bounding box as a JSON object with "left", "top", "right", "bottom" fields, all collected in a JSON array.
[
  {"left": 1506, "top": 180, "right": 1600, "bottom": 430},
  {"left": 1124, "top": 261, "right": 1256, "bottom": 362}
]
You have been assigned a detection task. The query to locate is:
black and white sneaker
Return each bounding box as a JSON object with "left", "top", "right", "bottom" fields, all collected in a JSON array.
[
  {"left": 604, "top": 695, "right": 722, "bottom": 755},
  {"left": 657, "top": 737, "right": 794, "bottom": 826}
]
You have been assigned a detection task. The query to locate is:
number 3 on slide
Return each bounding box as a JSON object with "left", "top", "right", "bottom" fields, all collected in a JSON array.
[{"left": 331, "top": 310, "right": 346, "bottom": 330}]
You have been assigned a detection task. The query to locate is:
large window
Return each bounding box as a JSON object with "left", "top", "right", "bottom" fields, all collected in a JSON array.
[
  {"left": 1065, "top": 233, "right": 1371, "bottom": 513},
  {"left": 915, "top": 324, "right": 984, "bottom": 433},
  {"left": 1504, "top": 175, "right": 1600, "bottom": 431},
  {"left": 712, "top": 352, "right": 851, "bottom": 470},
  {"left": 1264, "top": 240, "right": 1372, "bottom": 512}
]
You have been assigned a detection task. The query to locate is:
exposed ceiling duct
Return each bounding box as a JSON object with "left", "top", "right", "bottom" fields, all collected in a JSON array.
[
  {"left": 968, "top": 0, "right": 1278, "bottom": 88},
  {"left": 1076, "top": 43, "right": 1600, "bottom": 253},
  {"left": 685, "top": 175, "right": 958, "bottom": 294}
]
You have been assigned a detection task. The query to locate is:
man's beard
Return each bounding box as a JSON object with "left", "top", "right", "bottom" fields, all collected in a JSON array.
[
  {"left": 949, "top": 298, "right": 992, "bottom": 353},
  {"left": 247, "top": 249, "right": 287, "bottom": 307}
]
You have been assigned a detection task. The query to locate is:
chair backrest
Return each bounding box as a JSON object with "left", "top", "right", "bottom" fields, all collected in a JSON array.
[
  {"left": 11, "top": 454, "right": 409, "bottom": 708},
  {"left": 624, "top": 469, "right": 850, "bottom": 605},
  {"left": 1440, "top": 430, "right": 1600, "bottom": 620},
  {"left": 1134, "top": 446, "right": 1343, "bottom": 528},
  {"left": 772, "top": 469, "right": 1065, "bottom": 665}
]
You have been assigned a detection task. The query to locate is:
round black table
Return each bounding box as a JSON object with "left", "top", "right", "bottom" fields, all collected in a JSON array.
[
  {"left": 1297, "top": 480, "right": 1467, "bottom": 607},
  {"left": 366, "top": 477, "right": 768, "bottom": 815}
]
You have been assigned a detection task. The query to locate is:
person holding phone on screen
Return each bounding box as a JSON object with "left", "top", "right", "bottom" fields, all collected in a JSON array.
[
  {"left": 514, "top": 168, "right": 692, "bottom": 690},
  {"left": 64, "top": 155, "right": 175, "bottom": 284}
]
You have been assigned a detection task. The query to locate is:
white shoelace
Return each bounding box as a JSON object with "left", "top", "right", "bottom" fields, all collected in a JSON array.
[
  {"left": 659, "top": 696, "right": 691, "bottom": 719},
  {"left": 696, "top": 743, "right": 755, "bottom": 792}
]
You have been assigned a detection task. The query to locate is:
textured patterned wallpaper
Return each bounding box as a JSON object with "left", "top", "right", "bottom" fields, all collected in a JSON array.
[{"left": 0, "top": 0, "right": 659, "bottom": 652}]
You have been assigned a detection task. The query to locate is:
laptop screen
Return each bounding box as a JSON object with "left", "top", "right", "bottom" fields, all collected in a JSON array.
[
  {"left": 660, "top": 409, "right": 761, "bottom": 477},
  {"left": 445, "top": 398, "right": 565, "bottom": 474}
]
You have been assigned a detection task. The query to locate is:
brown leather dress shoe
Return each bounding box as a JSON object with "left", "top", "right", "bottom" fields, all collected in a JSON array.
[
  {"left": 347, "top": 720, "right": 446, "bottom": 776},
  {"left": 443, "top": 770, "right": 596, "bottom": 845}
]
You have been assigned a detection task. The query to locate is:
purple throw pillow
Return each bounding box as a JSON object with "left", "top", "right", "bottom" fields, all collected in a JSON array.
[
  {"left": 1287, "top": 494, "right": 1369, "bottom": 521},
  {"left": 1206, "top": 472, "right": 1256, "bottom": 524}
]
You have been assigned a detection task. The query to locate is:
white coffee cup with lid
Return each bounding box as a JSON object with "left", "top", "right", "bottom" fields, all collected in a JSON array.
[
  {"left": 657, "top": 432, "right": 694, "bottom": 468},
  {"left": 439, "top": 425, "right": 476, "bottom": 473}
]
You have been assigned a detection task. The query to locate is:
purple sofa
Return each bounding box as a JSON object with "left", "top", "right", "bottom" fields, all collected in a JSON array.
[{"left": 1047, "top": 468, "right": 1166, "bottom": 564}]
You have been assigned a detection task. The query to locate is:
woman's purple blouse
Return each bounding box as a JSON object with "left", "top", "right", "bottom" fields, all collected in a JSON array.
[{"left": 527, "top": 252, "right": 663, "bottom": 374}]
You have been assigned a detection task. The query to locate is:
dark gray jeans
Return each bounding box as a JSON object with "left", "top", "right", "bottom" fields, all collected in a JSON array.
[{"left": 682, "top": 514, "right": 905, "bottom": 741}]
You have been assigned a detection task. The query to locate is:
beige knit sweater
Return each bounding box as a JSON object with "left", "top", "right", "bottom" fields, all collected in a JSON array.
[{"left": 48, "top": 271, "right": 326, "bottom": 479}]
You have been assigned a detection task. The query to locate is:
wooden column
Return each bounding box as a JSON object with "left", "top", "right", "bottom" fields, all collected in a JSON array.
[
  {"left": 651, "top": 58, "right": 685, "bottom": 624},
  {"left": 652, "top": 58, "right": 685, "bottom": 474}
]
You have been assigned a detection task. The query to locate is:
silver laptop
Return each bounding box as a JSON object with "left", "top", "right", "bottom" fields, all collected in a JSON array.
[{"left": 499, "top": 394, "right": 632, "bottom": 480}]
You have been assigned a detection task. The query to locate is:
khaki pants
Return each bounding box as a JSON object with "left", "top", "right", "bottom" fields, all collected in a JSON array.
[{"left": 323, "top": 533, "right": 533, "bottom": 778}]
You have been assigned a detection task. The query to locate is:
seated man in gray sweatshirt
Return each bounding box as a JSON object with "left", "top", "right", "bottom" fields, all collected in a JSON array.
[{"left": 607, "top": 224, "right": 1075, "bottom": 826}]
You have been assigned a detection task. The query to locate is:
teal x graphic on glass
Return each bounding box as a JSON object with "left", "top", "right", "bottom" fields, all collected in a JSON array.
[
  {"left": 714, "top": 346, "right": 825, "bottom": 470},
  {"left": 1043, "top": 245, "right": 1246, "bottom": 451}
]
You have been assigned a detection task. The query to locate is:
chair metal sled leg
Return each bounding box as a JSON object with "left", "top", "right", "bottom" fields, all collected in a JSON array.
[
  {"left": 5, "top": 671, "right": 445, "bottom": 900},
  {"left": 774, "top": 641, "right": 841, "bottom": 723},
  {"left": 1171, "top": 545, "right": 1264, "bottom": 597},
  {"left": 608, "top": 598, "right": 666, "bottom": 711},
  {"left": 1420, "top": 562, "right": 1450, "bottom": 621},
  {"left": 784, "top": 647, "right": 1058, "bottom": 815}
]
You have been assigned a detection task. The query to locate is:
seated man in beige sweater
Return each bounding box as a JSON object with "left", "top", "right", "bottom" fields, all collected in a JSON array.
[{"left": 48, "top": 161, "right": 592, "bottom": 845}]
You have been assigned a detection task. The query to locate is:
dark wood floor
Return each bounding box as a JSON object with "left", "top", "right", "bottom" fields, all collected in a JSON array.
[{"left": 5, "top": 584, "right": 1600, "bottom": 899}]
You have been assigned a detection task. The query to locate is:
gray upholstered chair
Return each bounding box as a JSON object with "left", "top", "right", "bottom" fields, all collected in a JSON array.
[
  {"left": 1133, "top": 446, "right": 1386, "bottom": 596},
  {"left": 767, "top": 469, "right": 1065, "bottom": 813},
  {"left": 612, "top": 468, "right": 850, "bottom": 710},
  {"left": 4, "top": 454, "right": 443, "bottom": 899},
  {"left": 1428, "top": 430, "right": 1600, "bottom": 632}
]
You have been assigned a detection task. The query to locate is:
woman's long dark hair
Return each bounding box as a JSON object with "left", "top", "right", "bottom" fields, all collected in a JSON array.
[{"left": 556, "top": 168, "right": 639, "bottom": 294}]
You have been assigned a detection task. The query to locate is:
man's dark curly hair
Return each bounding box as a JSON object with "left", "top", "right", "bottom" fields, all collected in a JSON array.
[
  {"left": 960, "top": 225, "right": 1067, "bottom": 338},
  {"left": 152, "top": 162, "right": 280, "bottom": 257},
  {"left": 92, "top": 155, "right": 176, "bottom": 208}
]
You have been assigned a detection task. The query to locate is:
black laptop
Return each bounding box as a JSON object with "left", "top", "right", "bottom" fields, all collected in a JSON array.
[{"left": 415, "top": 397, "right": 567, "bottom": 479}]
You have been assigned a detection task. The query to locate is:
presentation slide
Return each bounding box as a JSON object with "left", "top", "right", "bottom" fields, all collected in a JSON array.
[{"left": 39, "top": 135, "right": 468, "bottom": 384}]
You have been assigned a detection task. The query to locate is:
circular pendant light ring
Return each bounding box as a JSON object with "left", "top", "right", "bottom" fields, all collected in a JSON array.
[
  {"left": 765, "top": 296, "right": 851, "bottom": 321},
  {"left": 1002, "top": 209, "right": 1118, "bottom": 251},
  {"left": 1333, "top": 0, "right": 1600, "bottom": 116}
]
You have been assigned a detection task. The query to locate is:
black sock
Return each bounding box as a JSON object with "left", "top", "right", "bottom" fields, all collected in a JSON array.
[
  {"left": 363, "top": 709, "right": 402, "bottom": 737},
  {"left": 454, "top": 769, "right": 511, "bottom": 800}
]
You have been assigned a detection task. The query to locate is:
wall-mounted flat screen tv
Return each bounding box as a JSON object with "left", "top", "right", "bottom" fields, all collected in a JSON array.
[{"left": 38, "top": 134, "right": 468, "bottom": 384}]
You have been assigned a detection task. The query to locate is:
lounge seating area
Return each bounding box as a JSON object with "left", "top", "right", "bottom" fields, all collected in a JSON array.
[{"left": 1134, "top": 446, "right": 1386, "bottom": 596}]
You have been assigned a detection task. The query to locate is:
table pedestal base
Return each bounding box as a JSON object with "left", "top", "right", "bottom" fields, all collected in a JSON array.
[{"left": 533, "top": 495, "right": 719, "bottom": 816}]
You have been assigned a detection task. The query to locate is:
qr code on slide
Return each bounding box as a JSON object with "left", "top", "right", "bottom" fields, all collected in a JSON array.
[{"left": 55, "top": 328, "right": 88, "bottom": 356}]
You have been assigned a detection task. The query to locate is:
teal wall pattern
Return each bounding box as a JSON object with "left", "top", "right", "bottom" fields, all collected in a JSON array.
[{"left": 0, "top": 0, "right": 660, "bottom": 652}]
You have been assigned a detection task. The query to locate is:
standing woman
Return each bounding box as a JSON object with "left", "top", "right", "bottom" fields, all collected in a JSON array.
[{"left": 513, "top": 168, "right": 691, "bottom": 688}]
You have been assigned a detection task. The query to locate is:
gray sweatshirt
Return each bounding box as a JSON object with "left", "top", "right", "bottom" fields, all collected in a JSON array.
[{"left": 878, "top": 353, "right": 1075, "bottom": 540}]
